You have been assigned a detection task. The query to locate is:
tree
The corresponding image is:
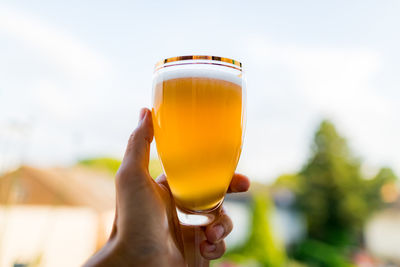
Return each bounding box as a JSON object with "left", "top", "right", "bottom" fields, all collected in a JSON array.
[
  {"left": 296, "top": 120, "right": 397, "bottom": 247},
  {"left": 297, "top": 120, "right": 367, "bottom": 246},
  {"left": 365, "top": 167, "right": 398, "bottom": 208},
  {"left": 221, "top": 194, "right": 287, "bottom": 267}
]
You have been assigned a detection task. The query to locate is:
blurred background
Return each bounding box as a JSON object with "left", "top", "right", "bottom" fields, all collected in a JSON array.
[{"left": 1, "top": 0, "right": 400, "bottom": 266}]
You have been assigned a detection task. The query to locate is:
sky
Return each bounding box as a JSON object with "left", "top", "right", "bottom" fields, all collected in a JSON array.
[{"left": 1, "top": 0, "right": 399, "bottom": 182}]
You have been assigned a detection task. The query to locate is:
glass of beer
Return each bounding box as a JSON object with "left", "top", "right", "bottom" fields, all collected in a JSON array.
[{"left": 152, "top": 55, "right": 245, "bottom": 225}]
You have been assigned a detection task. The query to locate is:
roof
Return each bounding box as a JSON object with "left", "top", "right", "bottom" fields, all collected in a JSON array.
[{"left": 0, "top": 165, "right": 115, "bottom": 212}]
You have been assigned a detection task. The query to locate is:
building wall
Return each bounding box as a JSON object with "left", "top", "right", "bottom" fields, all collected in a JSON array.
[
  {"left": 0, "top": 206, "right": 112, "bottom": 267},
  {"left": 365, "top": 209, "right": 400, "bottom": 262}
]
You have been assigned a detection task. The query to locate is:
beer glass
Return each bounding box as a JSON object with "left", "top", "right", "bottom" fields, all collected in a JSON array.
[{"left": 152, "top": 55, "right": 245, "bottom": 225}]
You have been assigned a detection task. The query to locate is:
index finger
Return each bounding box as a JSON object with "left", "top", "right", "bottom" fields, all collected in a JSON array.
[{"left": 227, "top": 173, "right": 250, "bottom": 193}]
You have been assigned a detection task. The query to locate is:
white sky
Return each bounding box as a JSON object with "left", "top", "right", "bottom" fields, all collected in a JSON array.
[{"left": 1, "top": 0, "right": 399, "bottom": 182}]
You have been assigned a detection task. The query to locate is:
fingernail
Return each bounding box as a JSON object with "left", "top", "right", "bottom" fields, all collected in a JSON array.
[
  {"left": 139, "top": 109, "right": 147, "bottom": 121},
  {"left": 205, "top": 244, "right": 216, "bottom": 252},
  {"left": 213, "top": 224, "right": 224, "bottom": 240}
]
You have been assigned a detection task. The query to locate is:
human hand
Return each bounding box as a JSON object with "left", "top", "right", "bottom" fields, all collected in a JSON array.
[{"left": 83, "top": 108, "right": 250, "bottom": 267}]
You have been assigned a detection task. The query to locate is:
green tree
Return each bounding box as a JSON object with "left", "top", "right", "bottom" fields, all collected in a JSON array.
[
  {"left": 272, "top": 120, "right": 398, "bottom": 266},
  {"left": 221, "top": 194, "right": 286, "bottom": 267},
  {"left": 275, "top": 174, "right": 302, "bottom": 194},
  {"left": 365, "top": 167, "right": 398, "bottom": 209},
  {"left": 293, "top": 120, "right": 397, "bottom": 254},
  {"left": 297, "top": 120, "right": 368, "bottom": 246}
]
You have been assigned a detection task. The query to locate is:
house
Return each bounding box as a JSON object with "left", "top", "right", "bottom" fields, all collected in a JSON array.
[
  {"left": 365, "top": 202, "right": 400, "bottom": 263},
  {"left": 0, "top": 166, "right": 116, "bottom": 267}
]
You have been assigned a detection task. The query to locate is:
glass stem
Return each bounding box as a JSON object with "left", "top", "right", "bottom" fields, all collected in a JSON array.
[
  {"left": 179, "top": 204, "right": 223, "bottom": 267},
  {"left": 181, "top": 225, "right": 209, "bottom": 267}
]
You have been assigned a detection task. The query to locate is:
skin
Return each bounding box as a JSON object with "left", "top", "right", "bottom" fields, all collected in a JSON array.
[{"left": 83, "top": 108, "right": 250, "bottom": 267}]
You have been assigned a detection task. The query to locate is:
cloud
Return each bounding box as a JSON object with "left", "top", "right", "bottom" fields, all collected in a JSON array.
[
  {"left": 248, "top": 37, "right": 387, "bottom": 116},
  {"left": 0, "top": 4, "right": 119, "bottom": 171},
  {"left": 0, "top": 5, "right": 110, "bottom": 80},
  {"left": 241, "top": 36, "right": 399, "bottom": 181}
]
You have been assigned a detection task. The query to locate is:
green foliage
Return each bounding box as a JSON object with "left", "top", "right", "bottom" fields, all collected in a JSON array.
[
  {"left": 222, "top": 194, "right": 287, "bottom": 267},
  {"left": 148, "top": 158, "right": 163, "bottom": 179},
  {"left": 282, "top": 120, "right": 399, "bottom": 265},
  {"left": 78, "top": 157, "right": 163, "bottom": 179},
  {"left": 275, "top": 174, "right": 302, "bottom": 194},
  {"left": 364, "top": 167, "right": 398, "bottom": 209},
  {"left": 293, "top": 239, "right": 355, "bottom": 267},
  {"left": 79, "top": 157, "right": 121, "bottom": 175},
  {"left": 298, "top": 121, "right": 373, "bottom": 246},
  {"left": 374, "top": 167, "right": 397, "bottom": 182}
]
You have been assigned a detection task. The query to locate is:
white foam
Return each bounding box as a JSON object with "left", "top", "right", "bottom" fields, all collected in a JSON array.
[{"left": 154, "top": 65, "right": 242, "bottom": 86}]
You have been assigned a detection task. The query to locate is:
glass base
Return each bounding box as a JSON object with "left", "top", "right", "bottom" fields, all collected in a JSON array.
[{"left": 176, "top": 200, "right": 223, "bottom": 226}]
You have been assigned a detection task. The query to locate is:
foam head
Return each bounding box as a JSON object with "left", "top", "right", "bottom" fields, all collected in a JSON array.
[{"left": 153, "top": 64, "right": 242, "bottom": 86}]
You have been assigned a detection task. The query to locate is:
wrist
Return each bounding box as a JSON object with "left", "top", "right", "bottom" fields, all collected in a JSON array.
[
  {"left": 117, "top": 238, "right": 168, "bottom": 266},
  {"left": 83, "top": 238, "right": 120, "bottom": 267},
  {"left": 84, "top": 234, "right": 180, "bottom": 267},
  {"left": 84, "top": 238, "right": 161, "bottom": 267}
]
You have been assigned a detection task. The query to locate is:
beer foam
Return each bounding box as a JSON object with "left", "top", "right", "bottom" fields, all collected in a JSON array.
[{"left": 155, "top": 66, "right": 242, "bottom": 86}]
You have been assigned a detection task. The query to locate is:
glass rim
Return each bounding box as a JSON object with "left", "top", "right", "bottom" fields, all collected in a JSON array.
[{"left": 155, "top": 55, "right": 242, "bottom": 71}]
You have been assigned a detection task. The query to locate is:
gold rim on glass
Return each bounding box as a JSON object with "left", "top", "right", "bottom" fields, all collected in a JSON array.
[{"left": 155, "top": 55, "right": 242, "bottom": 71}]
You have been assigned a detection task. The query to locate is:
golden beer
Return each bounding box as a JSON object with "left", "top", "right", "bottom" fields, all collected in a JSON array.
[{"left": 152, "top": 56, "right": 244, "bottom": 212}]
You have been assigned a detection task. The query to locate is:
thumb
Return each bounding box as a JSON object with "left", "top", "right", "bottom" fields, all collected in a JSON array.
[{"left": 118, "top": 108, "right": 154, "bottom": 175}]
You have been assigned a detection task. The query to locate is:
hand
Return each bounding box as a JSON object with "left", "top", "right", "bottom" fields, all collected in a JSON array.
[{"left": 83, "top": 108, "right": 250, "bottom": 267}]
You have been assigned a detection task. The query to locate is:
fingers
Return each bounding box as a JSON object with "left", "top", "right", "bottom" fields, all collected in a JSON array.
[
  {"left": 200, "top": 210, "right": 232, "bottom": 259},
  {"left": 111, "top": 109, "right": 154, "bottom": 242},
  {"left": 118, "top": 108, "right": 154, "bottom": 176},
  {"left": 200, "top": 240, "right": 226, "bottom": 260},
  {"left": 205, "top": 210, "right": 233, "bottom": 244},
  {"left": 227, "top": 173, "right": 250, "bottom": 193}
]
